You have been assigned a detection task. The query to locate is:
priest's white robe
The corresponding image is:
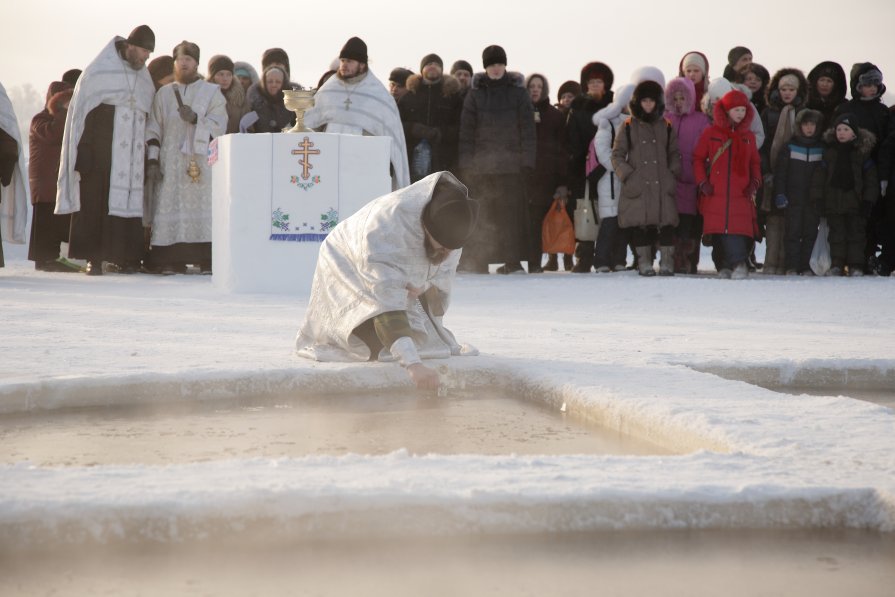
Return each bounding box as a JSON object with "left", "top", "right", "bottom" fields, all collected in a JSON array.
[
  {"left": 0, "top": 82, "right": 29, "bottom": 245},
  {"left": 296, "top": 171, "right": 475, "bottom": 362},
  {"left": 145, "top": 79, "right": 227, "bottom": 245},
  {"left": 303, "top": 70, "right": 410, "bottom": 189}
]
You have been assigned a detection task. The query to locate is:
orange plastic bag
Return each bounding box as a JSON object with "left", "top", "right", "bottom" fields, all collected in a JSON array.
[{"left": 542, "top": 199, "right": 576, "bottom": 255}]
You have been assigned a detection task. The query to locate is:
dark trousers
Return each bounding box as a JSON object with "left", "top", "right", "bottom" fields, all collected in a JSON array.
[
  {"left": 28, "top": 203, "right": 71, "bottom": 263},
  {"left": 593, "top": 216, "right": 628, "bottom": 268},
  {"left": 714, "top": 234, "right": 750, "bottom": 270},
  {"left": 827, "top": 213, "right": 867, "bottom": 270},
  {"left": 630, "top": 225, "right": 674, "bottom": 247},
  {"left": 783, "top": 199, "right": 819, "bottom": 273}
]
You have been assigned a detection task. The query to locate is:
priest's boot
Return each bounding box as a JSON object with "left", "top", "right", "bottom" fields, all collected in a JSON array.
[
  {"left": 636, "top": 247, "right": 656, "bottom": 276},
  {"left": 659, "top": 245, "right": 675, "bottom": 276},
  {"left": 543, "top": 254, "right": 559, "bottom": 271},
  {"left": 571, "top": 242, "right": 594, "bottom": 273}
]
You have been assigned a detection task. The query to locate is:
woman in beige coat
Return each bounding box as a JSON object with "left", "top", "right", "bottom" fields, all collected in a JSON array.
[{"left": 612, "top": 80, "right": 681, "bottom": 275}]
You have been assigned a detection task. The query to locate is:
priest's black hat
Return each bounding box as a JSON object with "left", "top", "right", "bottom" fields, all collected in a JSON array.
[
  {"left": 173, "top": 41, "right": 200, "bottom": 63},
  {"left": 422, "top": 175, "right": 479, "bottom": 250},
  {"left": 126, "top": 25, "right": 155, "bottom": 52},
  {"left": 340, "top": 37, "right": 368, "bottom": 64}
]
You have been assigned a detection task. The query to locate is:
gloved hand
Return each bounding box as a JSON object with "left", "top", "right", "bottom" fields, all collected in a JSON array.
[
  {"left": 775, "top": 194, "right": 789, "bottom": 209},
  {"left": 861, "top": 200, "right": 874, "bottom": 219},
  {"left": 882, "top": 180, "right": 889, "bottom": 197},
  {"left": 553, "top": 185, "right": 569, "bottom": 202},
  {"left": 146, "top": 159, "right": 163, "bottom": 184},
  {"left": 744, "top": 178, "right": 760, "bottom": 198},
  {"left": 699, "top": 180, "right": 715, "bottom": 196},
  {"left": 178, "top": 105, "right": 198, "bottom": 124}
]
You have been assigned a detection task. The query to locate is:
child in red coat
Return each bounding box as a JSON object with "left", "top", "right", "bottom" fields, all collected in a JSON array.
[{"left": 693, "top": 90, "right": 762, "bottom": 278}]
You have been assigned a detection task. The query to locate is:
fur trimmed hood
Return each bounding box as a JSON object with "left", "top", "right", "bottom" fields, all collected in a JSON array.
[
  {"left": 405, "top": 73, "right": 461, "bottom": 96},
  {"left": 593, "top": 83, "right": 634, "bottom": 126},
  {"left": 665, "top": 77, "right": 696, "bottom": 115},
  {"left": 712, "top": 92, "right": 754, "bottom": 132},
  {"left": 48, "top": 88, "right": 74, "bottom": 117},
  {"left": 524, "top": 73, "right": 550, "bottom": 102},
  {"left": 823, "top": 125, "right": 876, "bottom": 155},
  {"left": 472, "top": 70, "right": 525, "bottom": 90},
  {"left": 767, "top": 67, "right": 808, "bottom": 109},
  {"left": 807, "top": 61, "right": 847, "bottom": 106},
  {"left": 630, "top": 80, "right": 665, "bottom": 122}
]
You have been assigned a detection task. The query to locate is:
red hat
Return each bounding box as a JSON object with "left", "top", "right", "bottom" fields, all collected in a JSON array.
[{"left": 719, "top": 89, "right": 749, "bottom": 112}]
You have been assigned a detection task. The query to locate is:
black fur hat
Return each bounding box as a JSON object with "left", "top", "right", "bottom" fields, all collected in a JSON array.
[
  {"left": 262, "top": 48, "right": 290, "bottom": 74},
  {"left": 630, "top": 80, "right": 665, "bottom": 121}
]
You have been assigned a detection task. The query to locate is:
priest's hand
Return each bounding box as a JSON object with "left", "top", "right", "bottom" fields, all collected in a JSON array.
[
  {"left": 407, "top": 363, "right": 440, "bottom": 390},
  {"left": 146, "top": 160, "right": 163, "bottom": 183},
  {"left": 178, "top": 105, "right": 198, "bottom": 124}
]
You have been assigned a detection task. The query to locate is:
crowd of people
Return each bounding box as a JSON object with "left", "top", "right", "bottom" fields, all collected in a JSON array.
[{"left": 1, "top": 25, "right": 893, "bottom": 280}]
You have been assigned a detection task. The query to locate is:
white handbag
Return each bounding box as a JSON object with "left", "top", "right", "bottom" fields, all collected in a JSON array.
[
  {"left": 573, "top": 181, "right": 599, "bottom": 242},
  {"left": 809, "top": 217, "right": 831, "bottom": 276}
]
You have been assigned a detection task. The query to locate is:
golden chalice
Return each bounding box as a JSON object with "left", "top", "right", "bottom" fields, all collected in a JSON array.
[{"left": 283, "top": 88, "right": 316, "bottom": 133}]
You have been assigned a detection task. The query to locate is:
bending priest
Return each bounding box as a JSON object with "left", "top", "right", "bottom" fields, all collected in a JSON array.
[{"left": 295, "top": 171, "right": 479, "bottom": 389}]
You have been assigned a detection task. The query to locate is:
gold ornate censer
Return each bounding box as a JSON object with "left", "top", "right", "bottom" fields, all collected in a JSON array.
[{"left": 187, "top": 157, "right": 201, "bottom": 183}]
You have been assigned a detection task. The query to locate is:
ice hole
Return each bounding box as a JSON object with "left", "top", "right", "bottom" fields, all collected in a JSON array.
[{"left": 0, "top": 389, "right": 675, "bottom": 467}]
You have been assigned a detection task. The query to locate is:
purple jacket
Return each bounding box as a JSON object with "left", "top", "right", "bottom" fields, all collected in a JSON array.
[{"left": 664, "top": 77, "right": 710, "bottom": 215}]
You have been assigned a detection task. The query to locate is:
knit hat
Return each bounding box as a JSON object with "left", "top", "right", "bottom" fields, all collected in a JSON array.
[
  {"left": 340, "top": 37, "right": 368, "bottom": 64},
  {"left": 262, "top": 48, "right": 290, "bottom": 73},
  {"left": 681, "top": 52, "right": 707, "bottom": 75},
  {"left": 173, "top": 41, "right": 200, "bottom": 63},
  {"left": 482, "top": 45, "right": 507, "bottom": 68},
  {"left": 147, "top": 55, "right": 174, "bottom": 86},
  {"left": 727, "top": 46, "right": 752, "bottom": 67},
  {"left": 208, "top": 55, "right": 234, "bottom": 79},
  {"left": 389, "top": 67, "right": 413, "bottom": 87},
  {"left": 833, "top": 113, "right": 858, "bottom": 136},
  {"left": 61, "top": 69, "right": 81, "bottom": 86},
  {"left": 450, "top": 60, "right": 473, "bottom": 75},
  {"left": 719, "top": 89, "right": 750, "bottom": 113},
  {"left": 420, "top": 53, "right": 443, "bottom": 72},
  {"left": 557, "top": 80, "right": 581, "bottom": 101},
  {"left": 580, "top": 61, "right": 614, "bottom": 90},
  {"left": 126, "top": 25, "right": 155, "bottom": 52},
  {"left": 422, "top": 176, "right": 479, "bottom": 250},
  {"left": 778, "top": 73, "right": 800, "bottom": 89}
]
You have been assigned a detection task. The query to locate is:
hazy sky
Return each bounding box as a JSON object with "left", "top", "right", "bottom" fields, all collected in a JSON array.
[{"left": 4, "top": 0, "right": 894, "bottom": 105}]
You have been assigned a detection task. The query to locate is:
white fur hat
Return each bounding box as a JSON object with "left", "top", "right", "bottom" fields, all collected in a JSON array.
[
  {"left": 629, "top": 66, "right": 666, "bottom": 88},
  {"left": 593, "top": 83, "right": 636, "bottom": 126}
]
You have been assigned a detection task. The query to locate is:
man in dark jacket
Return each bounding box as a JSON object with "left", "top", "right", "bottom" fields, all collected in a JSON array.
[
  {"left": 398, "top": 54, "right": 463, "bottom": 182},
  {"left": 458, "top": 45, "right": 536, "bottom": 274},
  {"left": 566, "top": 61, "right": 614, "bottom": 272}
]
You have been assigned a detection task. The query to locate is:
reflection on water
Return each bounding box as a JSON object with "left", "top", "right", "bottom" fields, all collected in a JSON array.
[{"left": 0, "top": 390, "right": 673, "bottom": 466}]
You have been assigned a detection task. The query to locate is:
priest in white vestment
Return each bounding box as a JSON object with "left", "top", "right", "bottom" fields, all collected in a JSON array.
[
  {"left": 296, "top": 171, "right": 479, "bottom": 389},
  {"left": 0, "top": 81, "right": 29, "bottom": 266},
  {"left": 145, "top": 41, "right": 227, "bottom": 274},
  {"left": 303, "top": 37, "right": 410, "bottom": 190}
]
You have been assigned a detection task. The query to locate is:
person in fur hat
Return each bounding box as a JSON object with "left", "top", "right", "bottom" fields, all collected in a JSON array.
[
  {"left": 28, "top": 81, "right": 77, "bottom": 271},
  {"left": 555, "top": 80, "right": 580, "bottom": 118},
  {"left": 611, "top": 80, "right": 681, "bottom": 276},
  {"left": 760, "top": 67, "right": 809, "bottom": 275},
  {"left": 566, "top": 61, "right": 614, "bottom": 272},
  {"left": 820, "top": 113, "right": 878, "bottom": 276},
  {"left": 524, "top": 73, "right": 569, "bottom": 273},
  {"left": 207, "top": 55, "right": 250, "bottom": 135},
  {"left": 665, "top": 76, "right": 710, "bottom": 273},
  {"left": 693, "top": 90, "right": 762, "bottom": 279},
  {"left": 398, "top": 53, "right": 463, "bottom": 181},
  {"left": 773, "top": 109, "right": 825, "bottom": 275},
  {"left": 457, "top": 44, "right": 535, "bottom": 274}
]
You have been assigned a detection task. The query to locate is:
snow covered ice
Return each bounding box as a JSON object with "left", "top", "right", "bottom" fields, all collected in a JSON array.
[{"left": 1, "top": 242, "right": 894, "bottom": 594}]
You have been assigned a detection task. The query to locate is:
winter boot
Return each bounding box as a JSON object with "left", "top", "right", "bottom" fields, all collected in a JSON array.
[
  {"left": 673, "top": 238, "right": 689, "bottom": 273},
  {"left": 571, "top": 241, "right": 594, "bottom": 273},
  {"left": 543, "top": 254, "right": 559, "bottom": 271},
  {"left": 563, "top": 254, "right": 574, "bottom": 271},
  {"left": 731, "top": 262, "right": 749, "bottom": 280},
  {"left": 659, "top": 245, "right": 675, "bottom": 276},
  {"left": 636, "top": 247, "right": 655, "bottom": 276}
]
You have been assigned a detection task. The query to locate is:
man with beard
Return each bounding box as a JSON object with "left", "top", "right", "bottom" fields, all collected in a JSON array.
[
  {"left": 398, "top": 53, "right": 463, "bottom": 182},
  {"left": 303, "top": 37, "right": 410, "bottom": 189},
  {"left": 144, "top": 41, "right": 227, "bottom": 275},
  {"left": 296, "top": 172, "right": 479, "bottom": 390},
  {"left": 56, "top": 25, "right": 156, "bottom": 275}
]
